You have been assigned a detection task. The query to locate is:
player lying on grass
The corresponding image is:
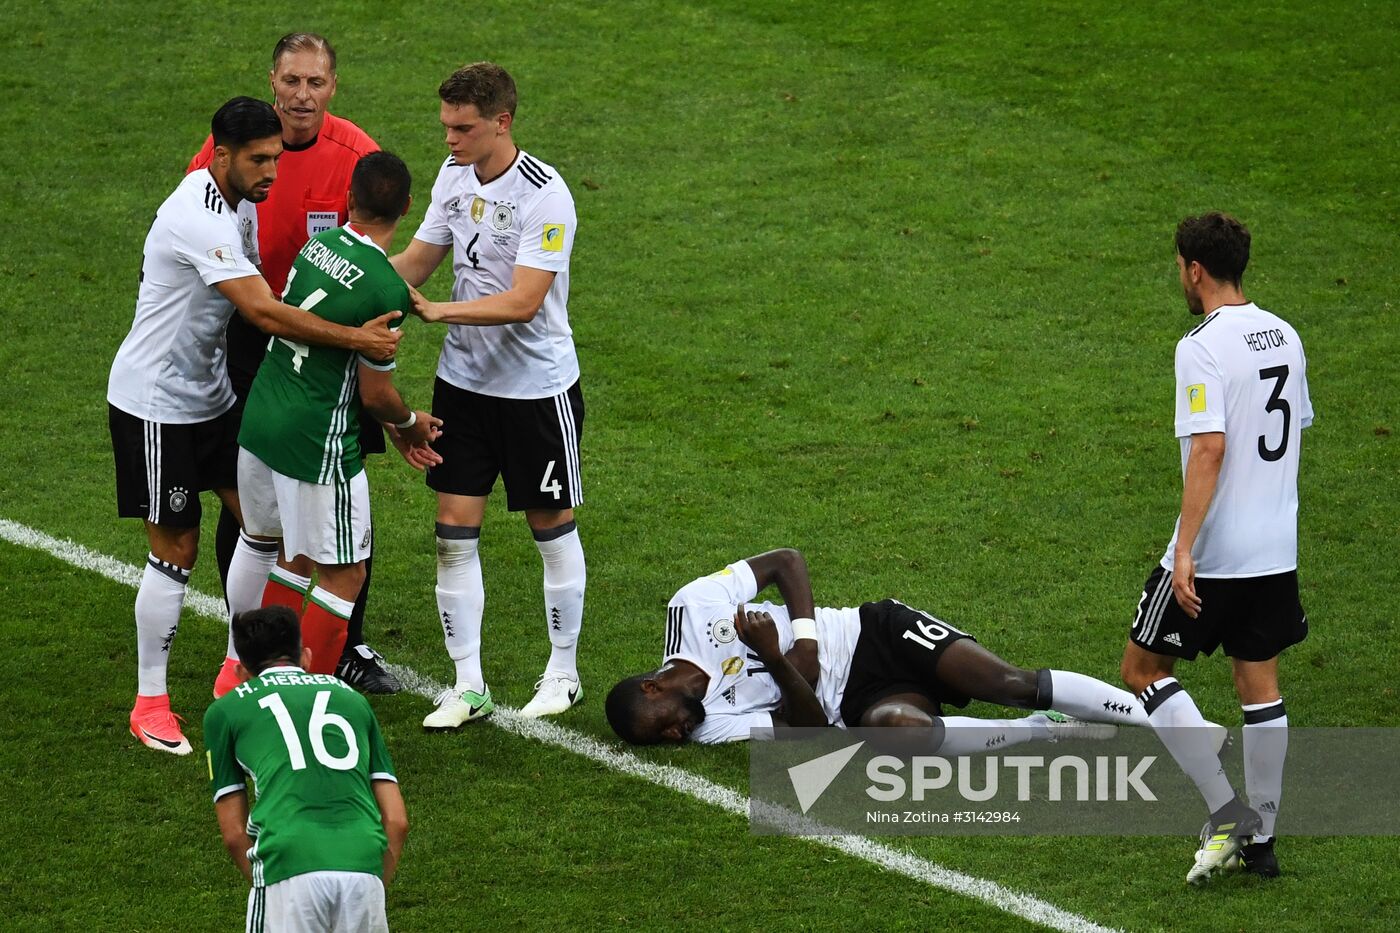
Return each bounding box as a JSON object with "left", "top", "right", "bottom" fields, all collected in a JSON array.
[{"left": 606, "top": 548, "right": 1152, "bottom": 747}]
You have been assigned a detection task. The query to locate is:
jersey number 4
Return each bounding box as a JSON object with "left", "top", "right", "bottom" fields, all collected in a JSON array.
[
  {"left": 258, "top": 691, "right": 360, "bottom": 771},
  {"left": 1258, "top": 365, "right": 1290, "bottom": 462}
]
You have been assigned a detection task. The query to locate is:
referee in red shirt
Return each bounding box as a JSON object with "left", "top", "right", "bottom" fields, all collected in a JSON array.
[{"left": 189, "top": 33, "right": 401, "bottom": 694}]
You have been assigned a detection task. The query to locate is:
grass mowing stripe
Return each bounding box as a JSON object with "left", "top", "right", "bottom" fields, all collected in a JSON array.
[{"left": 0, "top": 515, "right": 1120, "bottom": 933}]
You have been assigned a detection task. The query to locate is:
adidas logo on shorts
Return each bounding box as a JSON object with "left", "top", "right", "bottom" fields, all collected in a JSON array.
[{"left": 1163, "top": 632, "right": 1183, "bottom": 647}]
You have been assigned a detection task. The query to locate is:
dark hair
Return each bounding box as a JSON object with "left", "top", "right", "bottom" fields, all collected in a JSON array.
[
  {"left": 211, "top": 96, "right": 282, "bottom": 150},
  {"left": 232, "top": 606, "right": 302, "bottom": 675},
  {"left": 438, "top": 62, "right": 517, "bottom": 117},
  {"left": 273, "top": 32, "right": 337, "bottom": 72},
  {"left": 350, "top": 151, "right": 412, "bottom": 222},
  {"left": 604, "top": 675, "right": 654, "bottom": 745},
  {"left": 1175, "top": 212, "right": 1250, "bottom": 286}
]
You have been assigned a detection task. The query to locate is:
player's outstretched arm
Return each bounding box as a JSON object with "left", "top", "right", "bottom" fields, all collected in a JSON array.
[
  {"left": 736, "top": 609, "right": 827, "bottom": 728},
  {"left": 216, "top": 275, "right": 403, "bottom": 360},
  {"left": 411, "top": 265, "right": 555, "bottom": 325},
  {"left": 744, "top": 549, "right": 819, "bottom": 685},
  {"left": 358, "top": 365, "right": 443, "bottom": 471},
  {"left": 390, "top": 239, "right": 450, "bottom": 288},
  {"left": 372, "top": 780, "right": 409, "bottom": 885},
  {"left": 214, "top": 792, "right": 254, "bottom": 883}
]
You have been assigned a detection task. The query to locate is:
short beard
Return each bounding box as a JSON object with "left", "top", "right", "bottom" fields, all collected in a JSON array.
[{"left": 1184, "top": 289, "right": 1205, "bottom": 316}]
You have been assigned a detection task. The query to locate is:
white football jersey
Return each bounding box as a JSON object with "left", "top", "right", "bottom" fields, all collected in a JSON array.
[
  {"left": 1161, "top": 302, "right": 1313, "bottom": 577},
  {"left": 663, "top": 560, "right": 863, "bottom": 744},
  {"left": 414, "top": 150, "right": 578, "bottom": 399},
  {"left": 108, "top": 169, "right": 260, "bottom": 423}
]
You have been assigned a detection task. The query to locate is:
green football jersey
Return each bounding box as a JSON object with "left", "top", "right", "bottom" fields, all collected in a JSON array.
[
  {"left": 204, "top": 666, "right": 397, "bottom": 887},
  {"left": 239, "top": 225, "right": 409, "bottom": 484}
]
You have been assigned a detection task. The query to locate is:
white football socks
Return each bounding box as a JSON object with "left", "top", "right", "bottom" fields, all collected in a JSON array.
[
  {"left": 1140, "top": 677, "right": 1236, "bottom": 813},
  {"left": 535, "top": 521, "right": 585, "bottom": 679},
  {"left": 224, "top": 532, "right": 279, "bottom": 659},
  {"left": 436, "top": 524, "right": 485, "bottom": 693},
  {"left": 1243, "top": 699, "right": 1288, "bottom": 841},
  {"left": 935, "top": 716, "right": 1046, "bottom": 756},
  {"left": 1043, "top": 669, "right": 1149, "bottom": 725},
  {"left": 135, "top": 556, "right": 189, "bottom": 696}
]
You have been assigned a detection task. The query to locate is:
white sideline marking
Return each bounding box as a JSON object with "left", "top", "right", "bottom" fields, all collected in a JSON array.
[{"left": 0, "top": 517, "right": 1120, "bottom": 933}]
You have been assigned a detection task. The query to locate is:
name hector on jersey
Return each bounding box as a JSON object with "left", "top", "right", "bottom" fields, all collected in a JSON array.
[
  {"left": 299, "top": 236, "right": 366, "bottom": 289},
  {"left": 1243, "top": 329, "right": 1288, "bottom": 352}
]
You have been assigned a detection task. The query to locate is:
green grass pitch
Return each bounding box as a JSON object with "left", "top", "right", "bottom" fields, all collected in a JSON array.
[{"left": 1, "top": 1, "right": 1397, "bottom": 930}]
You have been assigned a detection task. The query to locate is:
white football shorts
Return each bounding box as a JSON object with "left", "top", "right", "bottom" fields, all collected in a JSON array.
[
  {"left": 238, "top": 448, "right": 372, "bottom": 566},
  {"left": 246, "top": 870, "right": 386, "bottom": 933}
]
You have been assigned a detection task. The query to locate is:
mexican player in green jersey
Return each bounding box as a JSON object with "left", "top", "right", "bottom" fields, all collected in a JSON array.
[
  {"left": 229, "top": 152, "right": 442, "bottom": 689},
  {"left": 206, "top": 606, "right": 408, "bottom": 932}
]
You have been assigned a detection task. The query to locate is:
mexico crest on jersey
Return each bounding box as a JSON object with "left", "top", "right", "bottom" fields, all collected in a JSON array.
[{"left": 491, "top": 202, "right": 515, "bottom": 230}]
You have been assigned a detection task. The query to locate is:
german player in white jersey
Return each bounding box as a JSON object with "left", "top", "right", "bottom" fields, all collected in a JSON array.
[
  {"left": 606, "top": 549, "right": 1152, "bottom": 748},
  {"left": 107, "top": 97, "right": 401, "bottom": 756},
  {"left": 1120, "top": 212, "right": 1313, "bottom": 884},
  {"left": 392, "top": 63, "right": 585, "bottom": 725}
]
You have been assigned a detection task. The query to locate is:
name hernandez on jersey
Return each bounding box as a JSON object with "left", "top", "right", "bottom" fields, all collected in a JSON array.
[
  {"left": 238, "top": 225, "right": 409, "bottom": 485},
  {"left": 663, "top": 560, "right": 862, "bottom": 744},
  {"left": 1162, "top": 302, "right": 1314, "bottom": 578},
  {"left": 414, "top": 150, "right": 579, "bottom": 399},
  {"left": 107, "top": 169, "right": 261, "bottom": 424}
]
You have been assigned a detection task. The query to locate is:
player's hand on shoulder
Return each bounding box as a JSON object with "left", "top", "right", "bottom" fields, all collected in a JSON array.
[
  {"left": 734, "top": 605, "right": 781, "bottom": 660},
  {"left": 360, "top": 310, "right": 404, "bottom": 361},
  {"left": 407, "top": 285, "right": 441, "bottom": 323}
]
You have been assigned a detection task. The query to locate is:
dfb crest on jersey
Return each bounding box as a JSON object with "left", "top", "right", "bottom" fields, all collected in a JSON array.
[
  {"left": 240, "top": 218, "right": 255, "bottom": 255},
  {"left": 709, "top": 616, "right": 737, "bottom": 646},
  {"left": 168, "top": 486, "right": 188, "bottom": 513},
  {"left": 470, "top": 197, "right": 487, "bottom": 223},
  {"left": 491, "top": 202, "right": 515, "bottom": 231}
]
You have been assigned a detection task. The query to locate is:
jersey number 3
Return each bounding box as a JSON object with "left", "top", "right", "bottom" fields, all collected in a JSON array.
[
  {"left": 1258, "top": 365, "right": 1290, "bottom": 462},
  {"left": 258, "top": 691, "right": 360, "bottom": 771}
]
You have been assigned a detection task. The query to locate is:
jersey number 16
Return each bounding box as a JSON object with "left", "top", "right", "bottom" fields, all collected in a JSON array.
[{"left": 258, "top": 691, "right": 360, "bottom": 771}]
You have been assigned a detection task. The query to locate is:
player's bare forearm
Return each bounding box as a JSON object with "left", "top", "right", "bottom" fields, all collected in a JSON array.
[
  {"left": 412, "top": 265, "right": 555, "bottom": 325},
  {"left": 214, "top": 793, "right": 254, "bottom": 883},
  {"left": 736, "top": 608, "right": 827, "bottom": 727},
  {"left": 373, "top": 780, "right": 409, "bottom": 885},
  {"left": 390, "top": 239, "right": 450, "bottom": 288},
  {"left": 785, "top": 640, "right": 820, "bottom": 688},
  {"left": 769, "top": 653, "right": 828, "bottom": 727},
  {"left": 218, "top": 275, "right": 402, "bottom": 358},
  {"left": 1174, "top": 432, "right": 1225, "bottom": 561},
  {"left": 745, "top": 549, "right": 817, "bottom": 620}
]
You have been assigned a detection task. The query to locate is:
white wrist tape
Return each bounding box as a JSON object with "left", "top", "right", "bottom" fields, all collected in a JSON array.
[
  {"left": 394, "top": 411, "right": 417, "bottom": 430},
  {"left": 791, "top": 617, "right": 817, "bottom": 642}
]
